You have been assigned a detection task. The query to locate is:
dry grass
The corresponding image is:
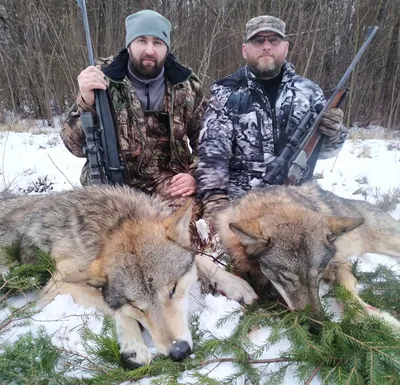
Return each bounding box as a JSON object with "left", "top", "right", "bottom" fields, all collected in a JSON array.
[
  {"left": 375, "top": 188, "right": 400, "bottom": 213},
  {"left": 0, "top": 119, "right": 37, "bottom": 133},
  {"left": 356, "top": 144, "right": 372, "bottom": 158},
  {"left": 348, "top": 126, "right": 400, "bottom": 141}
]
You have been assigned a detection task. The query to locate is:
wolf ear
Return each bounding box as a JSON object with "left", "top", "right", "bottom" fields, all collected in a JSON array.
[
  {"left": 326, "top": 216, "right": 364, "bottom": 239},
  {"left": 164, "top": 199, "right": 192, "bottom": 248},
  {"left": 229, "top": 219, "right": 271, "bottom": 258},
  {"left": 63, "top": 259, "right": 107, "bottom": 288}
]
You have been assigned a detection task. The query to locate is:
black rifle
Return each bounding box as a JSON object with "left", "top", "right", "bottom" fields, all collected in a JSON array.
[
  {"left": 76, "top": 0, "right": 124, "bottom": 185},
  {"left": 263, "top": 26, "right": 378, "bottom": 186}
]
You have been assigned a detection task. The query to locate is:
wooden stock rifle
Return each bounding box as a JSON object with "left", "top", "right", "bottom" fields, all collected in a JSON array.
[{"left": 262, "top": 26, "right": 378, "bottom": 186}]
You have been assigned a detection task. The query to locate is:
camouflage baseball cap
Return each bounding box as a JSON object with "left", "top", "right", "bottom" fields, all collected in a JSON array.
[{"left": 245, "top": 15, "right": 286, "bottom": 42}]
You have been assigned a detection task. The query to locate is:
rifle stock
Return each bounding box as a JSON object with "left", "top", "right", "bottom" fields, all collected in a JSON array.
[
  {"left": 262, "top": 25, "right": 378, "bottom": 186},
  {"left": 76, "top": 0, "right": 124, "bottom": 185},
  {"left": 285, "top": 88, "right": 347, "bottom": 185}
]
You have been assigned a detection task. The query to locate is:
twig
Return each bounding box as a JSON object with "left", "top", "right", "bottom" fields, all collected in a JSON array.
[
  {"left": 198, "top": 250, "right": 228, "bottom": 268},
  {"left": 1, "top": 126, "right": 10, "bottom": 189},
  {"left": 47, "top": 154, "right": 74, "bottom": 187},
  {"left": 305, "top": 366, "right": 320, "bottom": 385},
  {"left": 0, "top": 301, "right": 33, "bottom": 332},
  {"left": 330, "top": 154, "right": 339, "bottom": 172},
  {"left": 59, "top": 347, "right": 109, "bottom": 374},
  {"left": 199, "top": 357, "right": 293, "bottom": 366}
]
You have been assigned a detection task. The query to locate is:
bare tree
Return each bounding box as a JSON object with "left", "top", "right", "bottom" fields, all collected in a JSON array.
[{"left": 0, "top": 0, "right": 399, "bottom": 129}]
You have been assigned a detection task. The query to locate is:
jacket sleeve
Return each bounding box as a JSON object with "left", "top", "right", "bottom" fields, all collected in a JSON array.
[
  {"left": 195, "top": 85, "right": 234, "bottom": 203},
  {"left": 311, "top": 86, "right": 348, "bottom": 159},
  {"left": 60, "top": 94, "right": 96, "bottom": 158},
  {"left": 186, "top": 75, "right": 207, "bottom": 173},
  {"left": 319, "top": 124, "right": 348, "bottom": 159}
]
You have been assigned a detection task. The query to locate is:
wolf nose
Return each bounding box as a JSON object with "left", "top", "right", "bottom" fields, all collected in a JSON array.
[{"left": 169, "top": 340, "right": 191, "bottom": 361}]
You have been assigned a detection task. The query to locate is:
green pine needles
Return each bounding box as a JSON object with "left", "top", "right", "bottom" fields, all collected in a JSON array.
[
  {"left": 0, "top": 256, "right": 399, "bottom": 385},
  {"left": 0, "top": 328, "right": 66, "bottom": 385},
  {"left": 0, "top": 245, "right": 56, "bottom": 298}
]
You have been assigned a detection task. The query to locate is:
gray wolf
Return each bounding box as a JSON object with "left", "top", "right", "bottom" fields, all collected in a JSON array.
[
  {"left": 217, "top": 183, "right": 400, "bottom": 324},
  {"left": 0, "top": 185, "right": 256, "bottom": 368}
]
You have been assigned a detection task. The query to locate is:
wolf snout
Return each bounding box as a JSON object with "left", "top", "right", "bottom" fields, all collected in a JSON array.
[{"left": 168, "top": 340, "right": 192, "bottom": 361}]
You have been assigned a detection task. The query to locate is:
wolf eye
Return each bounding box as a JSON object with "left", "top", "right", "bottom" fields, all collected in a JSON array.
[
  {"left": 280, "top": 272, "right": 294, "bottom": 284},
  {"left": 130, "top": 303, "right": 144, "bottom": 313},
  {"left": 326, "top": 234, "right": 336, "bottom": 243},
  {"left": 169, "top": 283, "right": 177, "bottom": 299}
]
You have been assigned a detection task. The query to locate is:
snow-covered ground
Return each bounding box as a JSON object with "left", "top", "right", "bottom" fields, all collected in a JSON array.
[{"left": 0, "top": 121, "right": 399, "bottom": 384}]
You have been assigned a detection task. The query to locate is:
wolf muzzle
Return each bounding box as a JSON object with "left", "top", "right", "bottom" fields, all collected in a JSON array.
[{"left": 169, "top": 339, "right": 191, "bottom": 361}]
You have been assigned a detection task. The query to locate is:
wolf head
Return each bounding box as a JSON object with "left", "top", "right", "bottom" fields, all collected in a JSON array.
[
  {"left": 219, "top": 203, "right": 364, "bottom": 315},
  {"left": 66, "top": 201, "right": 196, "bottom": 361}
]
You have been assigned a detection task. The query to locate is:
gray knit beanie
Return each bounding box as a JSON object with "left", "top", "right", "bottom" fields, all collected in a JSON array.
[{"left": 125, "top": 10, "right": 171, "bottom": 49}]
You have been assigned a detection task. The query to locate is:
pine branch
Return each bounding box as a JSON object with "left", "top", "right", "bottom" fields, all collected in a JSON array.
[
  {"left": 0, "top": 246, "right": 56, "bottom": 298},
  {"left": 199, "top": 357, "right": 294, "bottom": 366},
  {"left": 1, "top": 256, "right": 400, "bottom": 385},
  {"left": 305, "top": 366, "right": 320, "bottom": 385}
]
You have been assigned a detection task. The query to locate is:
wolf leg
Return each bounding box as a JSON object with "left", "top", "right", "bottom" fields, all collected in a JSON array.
[
  {"left": 114, "top": 310, "right": 152, "bottom": 369},
  {"left": 39, "top": 272, "right": 113, "bottom": 314},
  {"left": 325, "top": 256, "right": 400, "bottom": 327},
  {"left": 195, "top": 255, "right": 258, "bottom": 304},
  {"left": 354, "top": 206, "right": 400, "bottom": 258},
  {"left": 40, "top": 276, "right": 153, "bottom": 368},
  {"left": 324, "top": 257, "right": 359, "bottom": 297}
]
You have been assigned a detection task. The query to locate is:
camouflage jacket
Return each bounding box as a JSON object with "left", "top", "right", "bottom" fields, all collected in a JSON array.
[
  {"left": 196, "top": 63, "right": 347, "bottom": 202},
  {"left": 61, "top": 49, "right": 206, "bottom": 193}
]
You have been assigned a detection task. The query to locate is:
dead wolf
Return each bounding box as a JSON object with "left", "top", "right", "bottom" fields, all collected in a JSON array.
[
  {"left": 218, "top": 183, "right": 400, "bottom": 324},
  {"left": 0, "top": 185, "right": 257, "bottom": 368}
]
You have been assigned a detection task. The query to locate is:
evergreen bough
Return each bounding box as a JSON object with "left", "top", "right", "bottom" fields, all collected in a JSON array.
[{"left": 0, "top": 251, "right": 399, "bottom": 385}]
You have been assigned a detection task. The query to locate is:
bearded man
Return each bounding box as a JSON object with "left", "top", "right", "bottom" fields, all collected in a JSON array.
[
  {"left": 61, "top": 10, "right": 205, "bottom": 207},
  {"left": 196, "top": 15, "right": 347, "bottom": 220}
]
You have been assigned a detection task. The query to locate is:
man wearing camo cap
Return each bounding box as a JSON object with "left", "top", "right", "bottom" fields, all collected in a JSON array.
[{"left": 196, "top": 15, "right": 346, "bottom": 221}]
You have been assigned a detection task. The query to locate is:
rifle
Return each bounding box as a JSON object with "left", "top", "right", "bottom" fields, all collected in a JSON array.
[
  {"left": 262, "top": 26, "right": 378, "bottom": 186},
  {"left": 76, "top": 0, "right": 124, "bottom": 185}
]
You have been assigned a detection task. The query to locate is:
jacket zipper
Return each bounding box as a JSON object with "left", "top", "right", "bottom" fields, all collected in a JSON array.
[
  {"left": 253, "top": 88, "right": 278, "bottom": 155},
  {"left": 145, "top": 84, "right": 150, "bottom": 110},
  {"left": 271, "top": 105, "right": 278, "bottom": 155}
]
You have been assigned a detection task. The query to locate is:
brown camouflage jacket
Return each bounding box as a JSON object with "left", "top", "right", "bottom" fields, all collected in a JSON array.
[{"left": 61, "top": 49, "right": 206, "bottom": 194}]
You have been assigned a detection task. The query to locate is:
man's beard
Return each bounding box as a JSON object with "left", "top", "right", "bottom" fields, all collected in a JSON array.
[
  {"left": 129, "top": 54, "right": 167, "bottom": 79},
  {"left": 247, "top": 56, "right": 284, "bottom": 79}
]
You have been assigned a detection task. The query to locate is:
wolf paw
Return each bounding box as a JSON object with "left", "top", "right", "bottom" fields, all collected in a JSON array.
[
  {"left": 364, "top": 305, "right": 400, "bottom": 328},
  {"left": 215, "top": 270, "right": 258, "bottom": 304},
  {"left": 120, "top": 343, "right": 152, "bottom": 369}
]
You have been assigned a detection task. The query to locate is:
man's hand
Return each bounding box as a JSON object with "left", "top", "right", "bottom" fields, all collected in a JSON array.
[
  {"left": 167, "top": 173, "right": 196, "bottom": 197},
  {"left": 77, "top": 65, "right": 108, "bottom": 107},
  {"left": 318, "top": 108, "right": 344, "bottom": 142}
]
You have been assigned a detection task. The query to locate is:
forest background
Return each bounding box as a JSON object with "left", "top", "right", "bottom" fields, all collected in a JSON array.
[{"left": 0, "top": 0, "right": 399, "bottom": 130}]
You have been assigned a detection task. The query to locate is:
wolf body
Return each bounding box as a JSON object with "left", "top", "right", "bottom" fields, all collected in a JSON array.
[
  {"left": 0, "top": 185, "right": 256, "bottom": 368},
  {"left": 218, "top": 183, "right": 400, "bottom": 324}
]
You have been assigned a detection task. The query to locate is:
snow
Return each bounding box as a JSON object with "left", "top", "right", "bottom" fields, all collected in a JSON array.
[{"left": 0, "top": 122, "right": 399, "bottom": 384}]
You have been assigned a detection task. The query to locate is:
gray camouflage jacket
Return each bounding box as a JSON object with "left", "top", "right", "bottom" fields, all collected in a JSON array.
[{"left": 196, "top": 63, "right": 347, "bottom": 203}]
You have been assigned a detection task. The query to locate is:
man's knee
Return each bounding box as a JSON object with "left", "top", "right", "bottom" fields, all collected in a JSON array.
[{"left": 80, "top": 161, "right": 92, "bottom": 186}]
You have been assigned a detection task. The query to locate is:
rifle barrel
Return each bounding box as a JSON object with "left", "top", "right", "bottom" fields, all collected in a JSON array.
[
  {"left": 320, "top": 26, "right": 378, "bottom": 118},
  {"left": 76, "top": 0, "right": 95, "bottom": 65},
  {"left": 262, "top": 26, "right": 378, "bottom": 186}
]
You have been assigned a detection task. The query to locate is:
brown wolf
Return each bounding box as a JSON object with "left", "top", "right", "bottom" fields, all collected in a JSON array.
[
  {"left": 217, "top": 183, "right": 400, "bottom": 324},
  {"left": 0, "top": 186, "right": 257, "bottom": 368}
]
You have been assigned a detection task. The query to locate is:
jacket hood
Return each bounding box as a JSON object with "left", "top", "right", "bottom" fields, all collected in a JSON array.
[{"left": 103, "top": 48, "right": 193, "bottom": 85}]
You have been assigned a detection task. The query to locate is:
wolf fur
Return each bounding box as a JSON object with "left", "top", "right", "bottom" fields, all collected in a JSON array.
[
  {"left": 218, "top": 183, "right": 400, "bottom": 325},
  {"left": 0, "top": 185, "right": 257, "bottom": 368}
]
